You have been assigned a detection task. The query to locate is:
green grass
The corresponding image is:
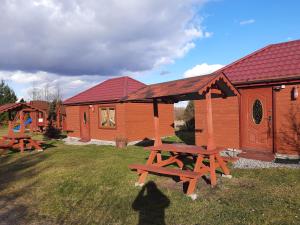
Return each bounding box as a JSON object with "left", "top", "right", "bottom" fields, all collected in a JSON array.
[{"left": 0, "top": 140, "right": 299, "bottom": 225}]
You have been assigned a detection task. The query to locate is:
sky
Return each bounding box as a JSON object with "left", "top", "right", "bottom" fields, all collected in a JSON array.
[{"left": 0, "top": 0, "right": 299, "bottom": 101}]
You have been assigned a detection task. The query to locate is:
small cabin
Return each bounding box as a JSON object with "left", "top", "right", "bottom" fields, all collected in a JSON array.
[{"left": 63, "top": 76, "right": 174, "bottom": 144}]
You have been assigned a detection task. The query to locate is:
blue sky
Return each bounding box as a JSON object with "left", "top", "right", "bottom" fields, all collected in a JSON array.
[
  {"left": 139, "top": 0, "right": 300, "bottom": 85},
  {"left": 0, "top": 0, "right": 299, "bottom": 100}
]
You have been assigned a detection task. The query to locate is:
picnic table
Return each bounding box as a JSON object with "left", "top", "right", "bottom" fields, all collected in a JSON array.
[
  {"left": 129, "top": 144, "right": 232, "bottom": 199},
  {"left": 1, "top": 133, "right": 43, "bottom": 153}
]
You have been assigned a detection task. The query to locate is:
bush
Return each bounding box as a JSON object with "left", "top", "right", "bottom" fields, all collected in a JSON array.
[{"left": 44, "top": 125, "right": 61, "bottom": 139}]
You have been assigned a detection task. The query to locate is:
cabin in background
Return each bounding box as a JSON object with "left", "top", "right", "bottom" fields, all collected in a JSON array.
[{"left": 63, "top": 76, "right": 174, "bottom": 144}]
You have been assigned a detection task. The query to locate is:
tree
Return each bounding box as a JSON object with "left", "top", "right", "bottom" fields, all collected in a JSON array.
[
  {"left": 0, "top": 80, "right": 18, "bottom": 124},
  {"left": 28, "top": 81, "right": 62, "bottom": 102},
  {"left": 0, "top": 80, "right": 17, "bottom": 105},
  {"left": 183, "top": 101, "right": 195, "bottom": 131}
]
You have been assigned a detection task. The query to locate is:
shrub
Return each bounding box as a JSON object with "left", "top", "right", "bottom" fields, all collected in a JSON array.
[{"left": 44, "top": 125, "right": 61, "bottom": 139}]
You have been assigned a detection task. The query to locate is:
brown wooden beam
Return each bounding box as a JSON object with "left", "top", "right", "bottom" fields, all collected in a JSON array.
[
  {"left": 153, "top": 99, "right": 162, "bottom": 146},
  {"left": 20, "top": 110, "right": 25, "bottom": 135},
  {"left": 206, "top": 89, "right": 216, "bottom": 151}
]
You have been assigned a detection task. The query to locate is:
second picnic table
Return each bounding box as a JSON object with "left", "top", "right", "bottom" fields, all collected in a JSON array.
[
  {"left": 1, "top": 133, "right": 43, "bottom": 152},
  {"left": 129, "top": 143, "right": 231, "bottom": 198}
]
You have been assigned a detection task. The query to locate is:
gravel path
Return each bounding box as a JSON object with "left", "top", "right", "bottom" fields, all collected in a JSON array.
[{"left": 234, "top": 157, "right": 300, "bottom": 169}]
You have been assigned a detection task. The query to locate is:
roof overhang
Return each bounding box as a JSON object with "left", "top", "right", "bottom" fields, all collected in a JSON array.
[
  {"left": 0, "top": 103, "right": 47, "bottom": 114},
  {"left": 125, "top": 72, "right": 239, "bottom": 103}
]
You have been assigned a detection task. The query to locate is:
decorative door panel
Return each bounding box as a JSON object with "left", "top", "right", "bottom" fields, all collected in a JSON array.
[{"left": 240, "top": 88, "right": 273, "bottom": 152}]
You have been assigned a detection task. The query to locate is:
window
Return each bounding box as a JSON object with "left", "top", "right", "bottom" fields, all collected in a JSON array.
[
  {"left": 252, "top": 99, "right": 263, "bottom": 124},
  {"left": 83, "top": 112, "right": 87, "bottom": 124},
  {"left": 99, "top": 107, "right": 116, "bottom": 128}
]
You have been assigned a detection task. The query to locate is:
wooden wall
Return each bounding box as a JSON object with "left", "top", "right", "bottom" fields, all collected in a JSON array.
[
  {"left": 65, "top": 102, "right": 174, "bottom": 142},
  {"left": 124, "top": 103, "right": 174, "bottom": 141},
  {"left": 274, "top": 84, "right": 300, "bottom": 156},
  {"left": 194, "top": 96, "right": 240, "bottom": 149},
  {"left": 65, "top": 105, "right": 81, "bottom": 137}
]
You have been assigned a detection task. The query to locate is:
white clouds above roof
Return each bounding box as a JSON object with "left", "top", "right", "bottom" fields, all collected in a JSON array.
[
  {"left": 0, "top": 0, "right": 210, "bottom": 76},
  {"left": 183, "top": 63, "right": 224, "bottom": 78}
]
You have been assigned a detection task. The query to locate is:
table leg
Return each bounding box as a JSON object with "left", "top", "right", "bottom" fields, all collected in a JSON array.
[
  {"left": 29, "top": 139, "right": 43, "bottom": 151},
  {"left": 209, "top": 154, "right": 217, "bottom": 187},
  {"left": 156, "top": 152, "right": 162, "bottom": 163},
  {"left": 19, "top": 139, "right": 24, "bottom": 153},
  {"left": 215, "top": 154, "right": 230, "bottom": 175},
  {"left": 186, "top": 155, "right": 204, "bottom": 196},
  {"left": 137, "top": 151, "right": 157, "bottom": 185}
]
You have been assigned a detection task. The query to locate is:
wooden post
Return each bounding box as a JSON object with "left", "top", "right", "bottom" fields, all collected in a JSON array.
[
  {"left": 153, "top": 99, "right": 162, "bottom": 146},
  {"left": 20, "top": 110, "right": 25, "bottom": 135},
  {"left": 29, "top": 111, "right": 34, "bottom": 132},
  {"left": 8, "top": 111, "right": 14, "bottom": 136},
  {"left": 206, "top": 89, "right": 216, "bottom": 151}
]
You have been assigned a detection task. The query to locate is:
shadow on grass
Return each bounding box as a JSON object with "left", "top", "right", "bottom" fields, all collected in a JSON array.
[
  {"left": 0, "top": 153, "right": 49, "bottom": 224},
  {"left": 132, "top": 181, "right": 170, "bottom": 225}
]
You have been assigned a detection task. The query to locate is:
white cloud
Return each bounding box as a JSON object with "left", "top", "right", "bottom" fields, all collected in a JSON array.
[
  {"left": 0, "top": 0, "right": 211, "bottom": 76},
  {"left": 239, "top": 19, "right": 255, "bottom": 25},
  {"left": 0, "top": 70, "right": 106, "bottom": 100},
  {"left": 183, "top": 63, "right": 224, "bottom": 78}
]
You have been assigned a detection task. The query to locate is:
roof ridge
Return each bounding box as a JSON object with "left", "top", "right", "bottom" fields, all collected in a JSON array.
[
  {"left": 145, "top": 73, "right": 218, "bottom": 87},
  {"left": 123, "top": 76, "right": 128, "bottom": 97},
  {"left": 271, "top": 39, "right": 300, "bottom": 46},
  {"left": 217, "top": 39, "right": 300, "bottom": 74}
]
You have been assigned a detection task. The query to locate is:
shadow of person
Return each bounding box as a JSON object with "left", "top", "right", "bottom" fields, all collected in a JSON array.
[{"left": 132, "top": 181, "right": 170, "bottom": 225}]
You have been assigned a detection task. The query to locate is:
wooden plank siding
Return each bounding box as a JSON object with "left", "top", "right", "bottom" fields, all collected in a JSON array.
[
  {"left": 124, "top": 103, "right": 174, "bottom": 141},
  {"left": 194, "top": 96, "right": 240, "bottom": 149},
  {"left": 65, "top": 103, "right": 174, "bottom": 142},
  {"left": 274, "top": 84, "right": 300, "bottom": 156},
  {"left": 65, "top": 106, "right": 81, "bottom": 137}
]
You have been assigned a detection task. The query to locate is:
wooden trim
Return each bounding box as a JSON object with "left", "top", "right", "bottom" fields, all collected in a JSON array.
[
  {"left": 272, "top": 87, "right": 277, "bottom": 154},
  {"left": 153, "top": 99, "right": 162, "bottom": 146},
  {"left": 206, "top": 89, "right": 216, "bottom": 151},
  {"left": 238, "top": 94, "right": 242, "bottom": 149},
  {"left": 235, "top": 78, "right": 300, "bottom": 88},
  {"left": 98, "top": 105, "right": 117, "bottom": 129}
]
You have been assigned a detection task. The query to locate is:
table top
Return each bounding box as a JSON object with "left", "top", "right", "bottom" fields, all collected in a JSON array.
[
  {"left": 3, "top": 134, "right": 32, "bottom": 139},
  {"left": 145, "top": 143, "right": 223, "bottom": 155}
]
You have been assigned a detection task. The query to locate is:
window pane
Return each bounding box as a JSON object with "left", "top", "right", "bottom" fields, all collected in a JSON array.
[
  {"left": 108, "top": 108, "right": 116, "bottom": 127},
  {"left": 252, "top": 99, "right": 263, "bottom": 124},
  {"left": 101, "top": 108, "right": 108, "bottom": 126},
  {"left": 83, "top": 112, "right": 87, "bottom": 124}
]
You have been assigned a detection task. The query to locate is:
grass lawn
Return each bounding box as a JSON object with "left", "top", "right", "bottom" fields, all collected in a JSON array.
[{"left": 0, "top": 138, "right": 299, "bottom": 224}]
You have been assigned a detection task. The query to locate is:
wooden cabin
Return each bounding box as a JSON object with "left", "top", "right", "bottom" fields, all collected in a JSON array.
[
  {"left": 63, "top": 76, "right": 174, "bottom": 144},
  {"left": 195, "top": 40, "right": 300, "bottom": 161}
]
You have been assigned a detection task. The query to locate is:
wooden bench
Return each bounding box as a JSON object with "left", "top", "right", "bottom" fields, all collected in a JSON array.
[
  {"left": 0, "top": 143, "right": 12, "bottom": 155},
  {"left": 129, "top": 164, "right": 202, "bottom": 179}
]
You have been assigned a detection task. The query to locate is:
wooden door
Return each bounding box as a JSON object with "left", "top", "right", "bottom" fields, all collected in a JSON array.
[
  {"left": 240, "top": 87, "right": 273, "bottom": 152},
  {"left": 80, "top": 106, "right": 90, "bottom": 141}
]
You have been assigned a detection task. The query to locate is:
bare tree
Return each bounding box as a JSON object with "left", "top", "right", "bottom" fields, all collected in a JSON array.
[{"left": 28, "top": 81, "right": 63, "bottom": 102}]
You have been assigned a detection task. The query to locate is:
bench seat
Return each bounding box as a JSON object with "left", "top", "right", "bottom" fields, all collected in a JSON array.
[{"left": 129, "top": 164, "right": 202, "bottom": 179}]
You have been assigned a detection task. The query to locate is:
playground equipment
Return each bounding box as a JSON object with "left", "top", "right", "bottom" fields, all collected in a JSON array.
[
  {"left": 0, "top": 103, "right": 45, "bottom": 152},
  {"left": 13, "top": 117, "right": 33, "bottom": 132}
]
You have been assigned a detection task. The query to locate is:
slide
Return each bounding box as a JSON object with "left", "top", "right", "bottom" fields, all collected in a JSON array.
[{"left": 14, "top": 118, "right": 33, "bottom": 132}]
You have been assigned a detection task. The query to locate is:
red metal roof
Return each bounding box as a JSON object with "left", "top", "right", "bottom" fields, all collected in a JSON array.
[
  {"left": 0, "top": 103, "right": 23, "bottom": 113},
  {"left": 126, "top": 72, "right": 238, "bottom": 101},
  {"left": 219, "top": 39, "right": 300, "bottom": 84},
  {"left": 63, "top": 76, "right": 146, "bottom": 105},
  {"left": 0, "top": 102, "right": 46, "bottom": 113}
]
